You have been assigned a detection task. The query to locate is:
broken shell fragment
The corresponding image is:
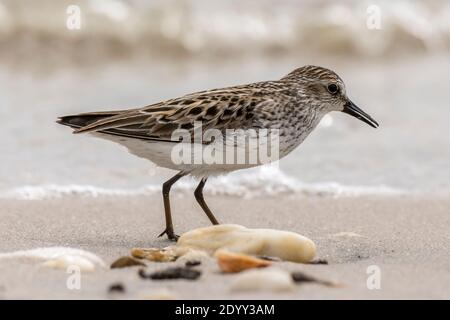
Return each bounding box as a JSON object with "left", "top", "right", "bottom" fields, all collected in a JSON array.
[
  {"left": 178, "top": 224, "right": 316, "bottom": 263},
  {"left": 131, "top": 247, "right": 178, "bottom": 262},
  {"left": 110, "top": 256, "right": 146, "bottom": 269},
  {"left": 0, "top": 247, "right": 106, "bottom": 272},
  {"left": 215, "top": 250, "right": 271, "bottom": 273},
  {"left": 43, "top": 256, "right": 96, "bottom": 272},
  {"left": 130, "top": 224, "right": 316, "bottom": 265}
]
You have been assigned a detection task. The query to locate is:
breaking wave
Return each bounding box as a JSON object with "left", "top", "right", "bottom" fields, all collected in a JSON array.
[
  {"left": 0, "top": 166, "right": 404, "bottom": 200},
  {"left": 1, "top": 0, "right": 450, "bottom": 62}
]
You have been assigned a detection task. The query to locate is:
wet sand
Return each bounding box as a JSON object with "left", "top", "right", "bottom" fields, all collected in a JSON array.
[{"left": 1, "top": 194, "right": 449, "bottom": 299}]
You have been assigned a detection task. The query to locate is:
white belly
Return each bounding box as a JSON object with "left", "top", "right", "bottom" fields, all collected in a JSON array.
[{"left": 90, "top": 132, "right": 263, "bottom": 178}]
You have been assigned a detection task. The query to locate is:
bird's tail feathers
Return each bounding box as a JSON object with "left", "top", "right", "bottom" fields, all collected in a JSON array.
[{"left": 56, "top": 109, "right": 138, "bottom": 133}]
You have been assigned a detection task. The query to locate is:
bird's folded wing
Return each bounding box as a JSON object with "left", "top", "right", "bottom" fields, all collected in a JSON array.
[{"left": 67, "top": 87, "right": 283, "bottom": 143}]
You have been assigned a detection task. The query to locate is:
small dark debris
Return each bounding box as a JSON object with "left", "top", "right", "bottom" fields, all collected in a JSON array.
[
  {"left": 185, "top": 260, "right": 202, "bottom": 267},
  {"left": 138, "top": 267, "right": 201, "bottom": 280},
  {"left": 257, "top": 255, "right": 281, "bottom": 262},
  {"left": 291, "top": 271, "right": 337, "bottom": 287},
  {"left": 108, "top": 283, "right": 125, "bottom": 293},
  {"left": 110, "top": 256, "right": 146, "bottom": 269},
  {"left": 138, "top": 269, "right": 147, "bottom": 279},
  {"left": 292, "top": 272, "right": 318, "bottom": 283},
  {"left": 309, "top": 259, "right": 329, "bottom": 265}
]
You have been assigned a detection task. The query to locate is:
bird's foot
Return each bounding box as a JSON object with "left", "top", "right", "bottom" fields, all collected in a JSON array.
[{"left": 158, "top": 228, "right": 179, "bottom": 241}]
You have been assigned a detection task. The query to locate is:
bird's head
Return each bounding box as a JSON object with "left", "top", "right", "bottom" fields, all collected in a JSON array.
[{"left": 282, "top": 65, "right": 379, "bottom": 128}]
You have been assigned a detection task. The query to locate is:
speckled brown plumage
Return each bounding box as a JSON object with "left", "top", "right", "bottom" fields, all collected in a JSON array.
[{"left": 57, "top": 65, "right": 378, "bottom": 240}]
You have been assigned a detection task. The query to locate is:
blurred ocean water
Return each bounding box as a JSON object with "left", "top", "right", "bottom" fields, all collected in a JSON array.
[
  {"left": 1, "top": 0, "right": 450, "bottom": 61},
  {"left": 0, "top": 0, "right": 449, "bottom": 197}
]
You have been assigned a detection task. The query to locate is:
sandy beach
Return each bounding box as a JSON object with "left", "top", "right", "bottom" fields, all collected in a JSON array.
[
  {"left": 1, "top": 193, "right": 449, "bottom": 299},
  {"left": 1, "top": 0, "right": 450, "bottom": 302}
]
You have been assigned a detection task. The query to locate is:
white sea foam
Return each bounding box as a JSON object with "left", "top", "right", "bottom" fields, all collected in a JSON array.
[{"left": 0, "top": 167, "right": 404, "bottom": 200}]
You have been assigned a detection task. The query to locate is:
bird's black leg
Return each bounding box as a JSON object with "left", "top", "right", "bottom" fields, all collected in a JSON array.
[
  {"left": 194, "top": 178, "right": 220, "bottom": 225},
  {"left": 158, "top": 172, "right": 185, "bottom": 241}
]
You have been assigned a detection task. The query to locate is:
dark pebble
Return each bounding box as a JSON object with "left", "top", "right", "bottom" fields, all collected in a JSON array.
[
  {"left": 185, "top": 260, "right": 201, "bottom": 267},
  {"left": 291, "top": 271, "right": 319, "bottom": 283},
  {"left": 138, "top": 267, "right": 201, "bottom": 280},
  {"left": 110, "top": 256, "right": 146, "bottom": 269},
  {"left": 108, "top": 283, "right": 125, "bottom": 293},
  {"left": 309, "top": 259, "right": 328, "bottom": 265}
]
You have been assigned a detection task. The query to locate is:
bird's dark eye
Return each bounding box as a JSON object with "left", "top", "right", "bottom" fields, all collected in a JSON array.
[{"left": 327, "top": 83, "right": 339, "bottom": 94}]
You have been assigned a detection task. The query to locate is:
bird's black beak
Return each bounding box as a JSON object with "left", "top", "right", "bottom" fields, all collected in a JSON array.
[{"left": 342, "top": 100, "right": 379, "bottom": 128}]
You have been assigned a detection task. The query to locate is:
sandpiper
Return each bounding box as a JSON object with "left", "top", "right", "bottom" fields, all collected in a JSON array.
[{"left": 57, "top": 65, "right": 378, "bottom": 240}]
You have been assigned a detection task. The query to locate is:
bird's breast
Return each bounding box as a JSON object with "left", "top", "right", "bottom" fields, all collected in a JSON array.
[{"left": 274, "top": 107, "right": 323, "bottom": 158}]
